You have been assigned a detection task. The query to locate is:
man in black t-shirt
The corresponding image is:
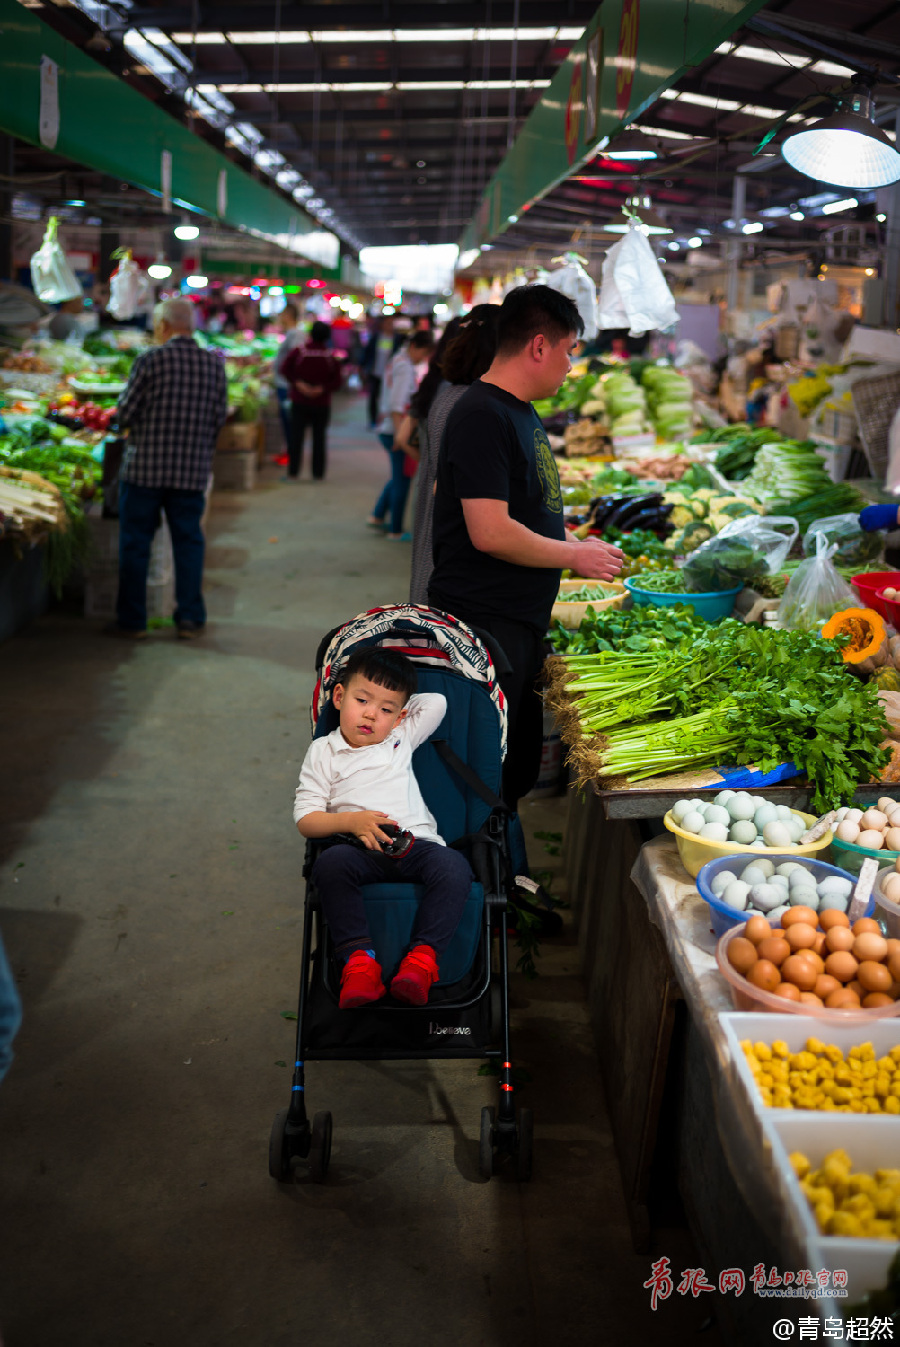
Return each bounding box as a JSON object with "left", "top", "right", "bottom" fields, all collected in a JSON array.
[{"left": 429, "top": 285, "right": 624, "bottom": 807}]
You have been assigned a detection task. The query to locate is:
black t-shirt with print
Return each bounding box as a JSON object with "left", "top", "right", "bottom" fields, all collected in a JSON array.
[{"left": 428, "top": 379, "right": 565, "bottom": 633}]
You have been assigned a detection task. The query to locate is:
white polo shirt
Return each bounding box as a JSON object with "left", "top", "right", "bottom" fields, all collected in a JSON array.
[{"left": 293, "top": 692, "right": 447, "bottom": 845}]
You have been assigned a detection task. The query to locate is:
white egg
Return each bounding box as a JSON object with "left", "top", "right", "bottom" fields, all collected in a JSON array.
[
  {"left": 753, "top": 804, "right": 778, "bottom": 831},
  {"left": 817, "top": 876, "right": 852, "bottom": 898},
  {"left": 769, "top": 875, "right": 789, "bottom": 891},
  {"left": 776, "top": 862, "right": 803, "bottom": 877},
  {"left": 752, "top": 796, "right": 768, "bottom": 809},
  {"left": 775, "top": 805, "right": 794, "bottom": 821},
  {"left": 729, "top": 821, "right": 757, "bottom": 845},
  {"left": 787, "top": 817, "right": 806, "bottom": 843},
  {"left": 835, "top": 807, "right": 849, "bottom": 821},
  {"left": 762, "top": 821, "right": 792, "bottom": 848},
  {"left": 749, "top": 839, "right": 767, "bottom": 849},
  {"left": 749, "top": 883, "right": 782, "bottom": 912},
  {"left": 713, "top": 790, "right": 735, "bottom": 807},
  {"left": 727, "top": 793, "right": 755, "bottom": 822},
  {"left": 740, "top": 864, "right": 768, "bottom": 886},
  {"left": 670, "top": 799, "right": 693, "bottom": 823},
  {"left": 704, "top": 805, "right": 731, "bottom": 828},
  {"left": 789, "top": 868, "right": 815, "bottom": 887},
  {"left": 818, "top": 893, "right": 848, "bottom": 913},
  {"left": 721, "top": 881, "right": 750, "bottom": 911},
  {"left": 699, "top": 822, "right": 729, "bottom": 842},
  {"left": 680, "top": 810, "right": 706, "bottom": 834},
  {"left": 710, "top": 870, "right": 737, "bottom": 897}
]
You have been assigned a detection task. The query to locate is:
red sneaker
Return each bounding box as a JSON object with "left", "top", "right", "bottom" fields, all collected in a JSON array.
[
  {"left": 390, "top": 945, "right": 439, "bottom": 1006},
  {"left": 339, "top": 951, "right": 386, "bottom": 1009}
]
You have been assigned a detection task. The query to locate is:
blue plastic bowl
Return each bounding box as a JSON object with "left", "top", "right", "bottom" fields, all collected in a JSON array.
[
  {"left": 624, "top": 576, "right": 742, "bottom": 620},
  {"left": 696, "top": 853, "right": 868, "bottom": 938}
]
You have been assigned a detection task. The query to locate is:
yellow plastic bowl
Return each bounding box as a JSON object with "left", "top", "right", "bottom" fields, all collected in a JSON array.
[
  {"left": 550, "top": 579, "right": 627, "bottom": 629},
  {"left": 664, "top": 808, "right": 833, "bottom": 878}
]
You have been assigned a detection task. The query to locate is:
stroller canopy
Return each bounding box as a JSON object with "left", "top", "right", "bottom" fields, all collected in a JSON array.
[{"left": 311, "top": 604, "right": 507, "bottom": 759}]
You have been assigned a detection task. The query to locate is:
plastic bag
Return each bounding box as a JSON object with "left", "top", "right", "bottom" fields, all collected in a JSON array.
[
  {"left": 803, "top": 513, "right": 883, "bottom": 569},
  {"left": 683, "top": 515, "right": 799, "bottom": 593},
  {"left": 545, "top": 257, "right": 598, "bottom": 340},
  {"left": 887, "top": 405, "right": 900, "bottom": 496},
  {"left": 108, "top": 251, "right": 151, "bottom": 321},
  {"left": 598, "top": 225, "right": 678, "bottom": 337},
  {"left": 775, "top": 533, "right": 857, "bottom": 632},
  {"left": 29, "top": 217, "right": 81, "bottom": 305}
]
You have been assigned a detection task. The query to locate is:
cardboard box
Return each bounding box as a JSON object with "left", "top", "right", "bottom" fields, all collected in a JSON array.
[
  {"left": 212, "top": 450, "right": 256, "bottom": 491},
  {"left": 84, "top": 514, "right": 173, "bottom": 584},
  {"left": 216, "top": 421, "right": 261, "bottom": 453}
]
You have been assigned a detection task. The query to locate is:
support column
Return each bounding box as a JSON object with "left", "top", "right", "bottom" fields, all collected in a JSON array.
[
  {"left": 99, "top": 228, "right": 120, "bottom": 284},
  {"left": 0, "top": 133, "right": 15, "bottom": 282},
  {"left": 882, "top": 108, "right": 900, "bottom": 331},
  {"left": 726, "top": 175, "right": 746, "bottom": 314}
]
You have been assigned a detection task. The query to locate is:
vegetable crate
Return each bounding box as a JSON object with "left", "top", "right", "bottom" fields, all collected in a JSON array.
[
  {"left": 84, "top": 514, "right": 172, "bottom": 585},
  {"left": 212, "top": 450, "right": 256, "bottom": 492},
  {"left": 216, "top": 421, "right": 262, "bottom": 453}
]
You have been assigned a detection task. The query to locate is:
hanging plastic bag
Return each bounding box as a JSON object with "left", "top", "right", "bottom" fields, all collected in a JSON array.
[
  {"left": 598, "top": 224, "right": 678, "bottom": 337},
  {"left": 775, "top": 533, "right": 857, "bottom": 632},
  {"left": 803, "top": 513, "right": 883, "bottom": 570},
  {"left": 108, "top": 249, "right": 151, "bottom": 322},
  {"left": 683, "top": 515, "right": 799, "bottom": 593},
  {"left": 30, "top": 216, "right": 81, "bottom": 304},
  {"left": 544, "top": 254, "right": 598, "bottom": 340},
  {"left": 886, "top": 405, "right": 900, "bottom": 496}
]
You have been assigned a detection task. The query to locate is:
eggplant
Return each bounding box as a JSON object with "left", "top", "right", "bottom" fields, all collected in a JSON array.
[
  {"left": 622, "top": 505, "right": 674, "bottom": 534},
  {"left": 588, "top": 494, "right": 631, "bottom": 532},
  {"left": 604, "top": 493, "right": 663, "bottom": 532}
]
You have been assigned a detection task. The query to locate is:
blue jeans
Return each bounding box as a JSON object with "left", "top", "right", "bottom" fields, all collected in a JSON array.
[
  {"left": 117, "top": 481, "right": 206, "bottom": 630},
  {"left": 0, "top": 931, "right": 22, "bottom": 1085},
  {"left": 373, "top": 433, "right": 411, "bottom": 535},
  {"left": 312, "top": 840, "right": 473, "bottom": 960}
]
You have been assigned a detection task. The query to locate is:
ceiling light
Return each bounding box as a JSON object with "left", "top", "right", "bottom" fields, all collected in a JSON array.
[
  {"left": 739, "top": 105, "right": 787, "bottom": 120},
  {"left": 174, "top": 223, "right": 200, "bottom": 240},
  {"left": 877, "top": 212, "right": 887, "bottom": 222},
  {"left": 866, "top": 268, "right": 876, "bottom": 277},
  {"left": 63, "top": 198, "right": 87, "bottom": 207},
  {"left": 742, "top": 221, "right": 764, "bottom": 234},
  {"left": 601, "top": 128, "right": 659, "bottom": 161},
  {"left": 172, "top": 31, "right": 226, "bottom": 42},
  {"left": 638, "top": 125, "right": 697, "bottom": 141},
  {"left": 687, "top": 236, "right": 702, "bottom": 248},
  {"left": 782, "top": 90, "right": 900, "bottom": 190},
  {"left": 729, "top": 44, "right": 810, "bottom": 69},
  {"left": 186, "top": 275, "right": 208, "bottom": 287},
  {"left": 821, "top": 196, "right": 859, "bottom": 214},
  {"left": 667, "top": 240, "right": 681, "bottom": 251},
  {"left": 148, "top": 261, "right": 172, "bottom": 280},
  {"left": 225, "top": 31, "right": 309, "bottom": 42},
  {"left": 809, "top": 59, "right": 854, "bottom": 77},
  {"left": 416, "top": 160, "right": 426, "bottom": 168},
  {"left": 329, "top": 295, "right": 342, "bottom": 306},
  {"left": 268, "top": 286, "right": 284, "bottom": 296},
  {"left": 790, "top": 208, "right": 805, "bottom": 221},
  {"left": 677, "top": 91, "right": 741, "bottom": 111}
]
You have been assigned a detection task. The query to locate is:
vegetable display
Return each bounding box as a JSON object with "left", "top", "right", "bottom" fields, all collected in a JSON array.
[
  {"left": 627, "top": 568, "right": 686, "bottom": 593},
  {"left": 821, "top": 608, "right": 889, "bottom": 675}
]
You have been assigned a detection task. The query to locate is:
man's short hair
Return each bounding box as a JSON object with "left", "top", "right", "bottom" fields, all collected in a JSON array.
[
  {"left": 495, "top": 284, "right": 583, "bottom": 357},
  {"left": 408, "top": 330, "right": 436, "bottom": 353},
  {"left": 283, "top": 302, "right": 300, "bottom": 322},
  {"left": 338, "top": 648, "right": 417, "bottom": 704},
  {"left": 309, "top": 320, "right": 331, "bottom": 344},
  {"left": 154, "top": 297, "right": 194, "bottom": 332}
]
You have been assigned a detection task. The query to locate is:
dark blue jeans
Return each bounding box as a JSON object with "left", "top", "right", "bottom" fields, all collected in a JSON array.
[
  {"left": 117, "top": 481, "right": 206, "bottom": 630},
  {"left": 372, "top": 432, "right": 411, "bottom": 535},
  {"left": 276, "top": 386, "right": 292, "bottom": 451},
  {"left": 312, "top": 839, "right": 473, "bottom": 961}
]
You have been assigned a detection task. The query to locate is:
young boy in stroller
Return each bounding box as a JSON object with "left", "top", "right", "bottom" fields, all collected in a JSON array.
[{"left": 293, "top": 646, "right": 474, "bottom": 1009}]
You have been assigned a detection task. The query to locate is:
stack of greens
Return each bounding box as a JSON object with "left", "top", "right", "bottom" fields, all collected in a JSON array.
[
  {"left": 740, "top": 440, "right": 864, "bottom": 529},
  {"left": 641, "top": 366, "right": 694, "bottom": 440},
  {"left": 694, "top": 424, "right": 777, "bottom": 481},
  {"left": 549, "top": 602, "right": 720, "bottom": 656},
  {"left": 549, "top": 619, "right": 889, "bottom": 808}
]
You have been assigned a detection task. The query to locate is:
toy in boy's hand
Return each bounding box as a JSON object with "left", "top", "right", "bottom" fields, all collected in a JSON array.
[
  {"left": 860, "top": 504, "right": 900, "bottom": 533},
  {"left": 377, "top": 823, "right": 415, "bottom": 858}
]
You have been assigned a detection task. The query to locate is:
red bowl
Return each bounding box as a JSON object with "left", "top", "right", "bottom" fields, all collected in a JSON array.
[
  {"left": 877, "top": 587, "right": 900, "bottom": 627},
  {"left": 851, "top": 571, "right": 900, "bottom": 619}
]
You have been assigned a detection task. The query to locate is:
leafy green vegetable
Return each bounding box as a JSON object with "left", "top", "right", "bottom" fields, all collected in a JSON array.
[
  {"left": 682, "top": 537, "right": 767, "bottom": 592},
  {"left": 629, "top": 569, "right": 686, "bottom": 593}
]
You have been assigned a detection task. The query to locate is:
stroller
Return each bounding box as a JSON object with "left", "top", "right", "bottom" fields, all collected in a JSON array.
[{"left": 269, "top": 604, "right": 533, "bottom": 1184}]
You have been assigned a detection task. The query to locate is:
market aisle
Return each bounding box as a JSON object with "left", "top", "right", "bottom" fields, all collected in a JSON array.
[{"left": 0, "top": 395, "right": 716, "bottom": 1347}]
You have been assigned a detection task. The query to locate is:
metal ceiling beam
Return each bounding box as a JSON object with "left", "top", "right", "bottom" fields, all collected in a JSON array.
[
  {"left": 187, "top": 66, "right": 551, "bottom": 84},
  {"left": 747, "top": 13, "right": 900, "bottom": 64},
  {"left": 123, "top": 3, "right": 596, "bottom": 31}
]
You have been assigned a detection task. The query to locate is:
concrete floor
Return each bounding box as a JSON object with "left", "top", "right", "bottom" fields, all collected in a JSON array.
[{"left": 0, "top": 399, "right": 720, "bottom": 1347}]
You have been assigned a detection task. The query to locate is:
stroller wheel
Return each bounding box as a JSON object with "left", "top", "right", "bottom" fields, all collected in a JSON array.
[
  {"left": 268, "top": 1108, "right": 292, "bottom": 1182},
  {"left": 308, "top": 1110, "right": 333, "bottom": 1183},
  {"left": 479, "top": 1106, "right": 495, "bottom": 1180},
  {"left": 515, "top": 1107, "right": 534, "bottom": 1183}
]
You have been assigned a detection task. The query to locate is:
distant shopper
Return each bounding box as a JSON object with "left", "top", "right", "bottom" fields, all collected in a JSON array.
[
  {"left": 361, "top": 314, "right": 401, "bottom": 430},
  {"left": 113, "top": 296, "right": 228, "bottom": 640},
  {"left": 368, "top": 330, "right": 435, "bottom": 541},
  {"left": 282, "top": 321, "right": 342, "bottom": 481},
  {"left": 428, "top": 285, "right": 623, "bottom": 807},
  {"left": 409, "top": 305, "right": 498, "bottom": 605},
  {"left": 48, "top": 294, "right": 85, "bottom": 341},
  {"left": 273, "top": 302, "right": 304, "bottom": 452}
]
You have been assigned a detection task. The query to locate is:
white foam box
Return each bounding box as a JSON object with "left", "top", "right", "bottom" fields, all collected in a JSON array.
[
  {"left": 83, "top": 514, "right": 173, "bottom": 584},
  {"left": 721, "top": 1012, "right": 900, "bottom": 1130},
  {"left": 767, "top": 1113, "right": 900, "bottom": 1309},
  {"left": 212, "top": 449, "right": 256, "bottom": 491},
  {"left": 84, "top": 573, "right": 174, "bottom": 621}
]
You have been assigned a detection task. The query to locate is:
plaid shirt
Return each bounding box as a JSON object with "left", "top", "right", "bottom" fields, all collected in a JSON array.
[{"left": 117, "top": 336, "right": 228, "bottom": 490}]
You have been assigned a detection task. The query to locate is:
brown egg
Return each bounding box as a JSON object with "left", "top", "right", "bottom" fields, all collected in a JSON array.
[
  {"left": 819, "top": 909, "right": 851, "bottom": 931},
  {"left": 891, "top": 982, "right": 900, "bottom": 1000},
  {"left": 743, "top": 915, "right": 773, "bottom": 946},
  {"left": 885, "top": 938, "right": 900, "bottom": 960},
  {"left": 863, "top": 992, "right": 895, "bottom": 1008},
  {"left": 848, "top": 979, "right": 866, "bottom": 1000},
  {"left": 728, "top": 937, "right": 758, "bottom": 976},
  {"left": 815, "top": 973, "right": 841, "bottom": 1000},
  {"left": 854, "top": 932, "right": 889, "bottom": 963},
  {"left": 826, "top": 926, "right": 856, "bottom": 954},
  {"left": 747, "top": 959, "right": 781, "bottom": 994},
  {"left": 781, "top": 954, "right": 818, "bottom": 992},
  {"left": 825, "top": 988, "right": 861, "bottom": 1009},
  {"left": 783, "top": 906, "right": 818, "bottom": 929},
  {"left": 889, "top": 951, "right": 900, "bottom": 983},
  {"left": 757, "top": 936, "right": 791, "bottom": 967},
  {"left": 799, "top": 949, "right": 825, "bottom": 975},
  {"left": 858, "top": 961, "right": 893, "bottom": 995},
  {"left": 799, "top": 992, "right": 824, "bottom": 1006},
  {"left": 774, "top": 982, "right": 802, "bottom": 1002},
  {"left": 825, "top": 951, "right": 859, "bottom": 983},
  {"left": 853, "top": 918, "right": 882, "bottom": 936},
  {"left": 786, "top": 923, "right": 817, "bottom": 952},
  {"left": 813, "top": 931, "right": 828, "bottom": 957}
]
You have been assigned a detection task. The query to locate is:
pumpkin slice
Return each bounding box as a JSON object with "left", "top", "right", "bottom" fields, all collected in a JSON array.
[{"left": 822, "top": 607, "right": 889, "bottom": 676}]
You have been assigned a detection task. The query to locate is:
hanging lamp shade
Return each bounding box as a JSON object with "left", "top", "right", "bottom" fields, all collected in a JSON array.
[
  {"left": 604, "top": 202, "right": 673, "bottom": 234},
  {"left": 602, "top": 128, "right": 660, "bottom": 161},
  {"left": 782, "top": 91, "right": 900, "bottom": 190}
]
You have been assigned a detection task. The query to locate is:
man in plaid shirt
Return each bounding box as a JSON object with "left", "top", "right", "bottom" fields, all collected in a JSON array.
[{"left": 113, "top": 297, "right": 228, "bottom": 639}]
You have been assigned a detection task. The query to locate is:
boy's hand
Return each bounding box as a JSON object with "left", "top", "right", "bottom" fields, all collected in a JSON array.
[{"left": 348, "top": 810, "right": 397, "bottom": 850}]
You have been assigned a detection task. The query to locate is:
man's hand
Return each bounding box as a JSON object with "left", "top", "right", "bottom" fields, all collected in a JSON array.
[
  {"left": 296, "top": 380, "right": 323, "bottom": 397},
  {"left": 566, "top": 536, "right": 625, "bottom": 580},
  {"left": 347, "top": 810, "right": 397, "bottom": 851}
]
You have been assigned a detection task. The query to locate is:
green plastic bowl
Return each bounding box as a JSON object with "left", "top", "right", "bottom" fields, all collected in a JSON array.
[
  {"left": 624, "top": 577, "right": 742, "bottom": 621},
  {"left": 830, "top": 833, "right": 900, "bottom": 876}
]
